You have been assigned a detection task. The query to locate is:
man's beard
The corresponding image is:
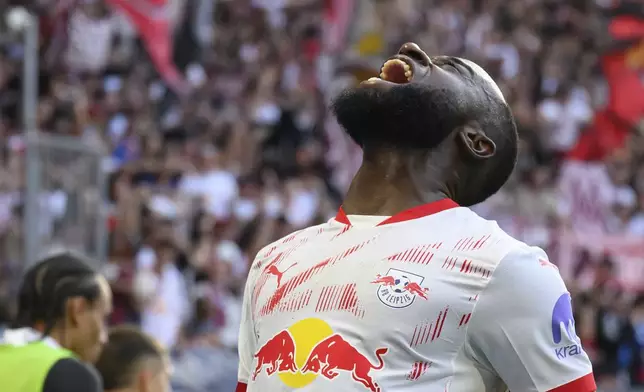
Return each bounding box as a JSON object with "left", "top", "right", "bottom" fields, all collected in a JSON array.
[{"left": 331, "top": 83, "right": 468, "bottom": 149}]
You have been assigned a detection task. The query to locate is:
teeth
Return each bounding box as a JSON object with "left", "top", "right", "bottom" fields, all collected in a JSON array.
[
  {"left": 367, "top": 77, "right": 380, "bottom": 82},
  {"left": 380, "top": 59, "right": 413, "bottom": 82}
]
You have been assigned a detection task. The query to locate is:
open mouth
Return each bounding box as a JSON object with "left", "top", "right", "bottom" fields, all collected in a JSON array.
[{"left": 367, "top": 58, "right": 413, "bottom": 84}]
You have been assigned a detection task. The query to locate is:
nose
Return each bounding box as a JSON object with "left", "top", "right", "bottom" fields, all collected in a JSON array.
[{"left": 398, "top": 42, "right": 431, "bottom": 67}]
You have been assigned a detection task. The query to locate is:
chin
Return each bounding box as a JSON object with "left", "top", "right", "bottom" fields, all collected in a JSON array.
[{"left": 332, "top": 83, "right": 464, "bottom": 149}]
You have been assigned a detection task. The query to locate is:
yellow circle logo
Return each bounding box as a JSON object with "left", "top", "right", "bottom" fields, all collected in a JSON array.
[
  {"left": 252, "top": 318, "right": 387, "bottom": 391},
  {"left": 278, "top": 318, "right": 334, "bottom": 388}
]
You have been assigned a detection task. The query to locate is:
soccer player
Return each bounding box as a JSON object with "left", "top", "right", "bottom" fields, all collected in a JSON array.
[
  {"left": 0, "top": 251, "right": 111, "bottom": 392},
  {"left": 237, "top": 42, "right": 596, "bottom": 392},
  {"left": 95, "top": 326, "right": 171, "bottom": 392}
]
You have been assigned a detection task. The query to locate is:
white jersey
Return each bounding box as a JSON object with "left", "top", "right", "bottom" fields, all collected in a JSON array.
[{"left": 236, "top": 199, "right": 596, "bottom": 392}]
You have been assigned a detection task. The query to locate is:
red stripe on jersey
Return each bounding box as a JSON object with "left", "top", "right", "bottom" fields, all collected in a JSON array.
[
  {"left": 459, "top": 259, "right": 472, "bottom": 273},
  {"left": 410, "top": 307, "right": 449, "bottom": 347},
  {"left": 335, "top": 198, "right": 458, "bottom": 226},
  {"left": 235, "top": 382, "right": 247, "bottom": 392},
  {"left": 406, "top": 361, "right": 432, "bottom": 380},
  {"left": 386, "top": 244, "right": 438, "bottom": 264},
  {"left": 433, "top": 307, "right": 448, "bottom": 340},
  {"left": 461, "top": 237, "right": 474, "bottom": 250},
  {"left": 442, "top": 256, "right": 458, "bottom": 270},
  {"left": 332, "top": 224, "right": 351, "bottom": 239},
  {"left": 278, "top": 289, "right": 313, "bottom": 313},
  {"left": 458, "top": 313, "right": 471, "bottom": 327},
  {"left": 259, "top": 238, "right": 374, "bottom": 315},
  {"left": 315, "top": 283, "right": 364, "bottom": 318},
  {"left": 377, "top": 199, "right": 458, "bottom": 225},
  {"left": 261, "top": 245, "right": 277, "bottom": 258},
  {"left": 547, "top": 373, "right": 596, "bottom": 392},
  {"left": 474, "top": 234, "right": 491, "bottom": 249}
]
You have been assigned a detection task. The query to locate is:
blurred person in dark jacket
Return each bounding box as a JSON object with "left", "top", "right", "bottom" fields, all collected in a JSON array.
[
  {"left": 593, "top": 258, "right": 628, "bottom": 389},
  {"left": 0, "top": 300, "right": 10, "bottom": 331},
  {"left": 623, "top": 295, "right": 644, "bottom": 388}
]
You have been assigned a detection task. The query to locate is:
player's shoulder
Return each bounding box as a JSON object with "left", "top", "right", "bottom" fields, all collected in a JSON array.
[
  {"left": 249, "top": 222, "right": 330, "bottom": 272},
  {"left": 461, "top": 209, "right": 560, "bottom": 289},
  {"left": 443, "top": 207, "right": 539, "bottom": 264},
  {"left": 463, "top": 214, "right": 567, "bottom": 317}
]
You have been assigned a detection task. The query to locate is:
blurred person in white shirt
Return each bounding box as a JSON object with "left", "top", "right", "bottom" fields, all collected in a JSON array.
[
  {"left": 178, "top": 145, "right": 239, "bottom": 221},
  {"left": 136, "top": 238, "right": 189, "bottom": 349},
  {"left": 66, "top": 1, "right": 116, "bottom": 72},
  {"left": 607, "top": 187, "right": 638, "bottom": 234},
  {"left": 537, "top": 85, "right": 593, "bottom": 155}
]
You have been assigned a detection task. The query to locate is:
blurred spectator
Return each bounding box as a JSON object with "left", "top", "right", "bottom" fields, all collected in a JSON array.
[
  {"left": 136, "top": 238, "right": 190, "bottom": 349},
  {"left": 593, "top": 259, "right": 627, "bottom": 388},
  {"left": 624, "top": 295, "right": 644, "bottom": 388}
]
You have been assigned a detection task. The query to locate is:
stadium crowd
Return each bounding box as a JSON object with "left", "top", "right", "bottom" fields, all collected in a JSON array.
[{"left": 0, "top": 0, "right": 644, "bottom": 391}]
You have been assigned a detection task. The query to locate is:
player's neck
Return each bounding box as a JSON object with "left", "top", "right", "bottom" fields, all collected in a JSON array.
[{"left": 343, "top": 160, "right": 447, "bottom": 217}]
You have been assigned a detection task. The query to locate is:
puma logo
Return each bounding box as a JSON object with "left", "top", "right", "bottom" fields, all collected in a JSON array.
[{"left": 266, "top": 263, "right": 297, "bottom": 288}]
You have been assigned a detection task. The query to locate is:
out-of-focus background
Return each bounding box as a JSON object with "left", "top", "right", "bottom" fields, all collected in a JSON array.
[{"left": 0, "top": 0, "right": 643, "bottom": 391}]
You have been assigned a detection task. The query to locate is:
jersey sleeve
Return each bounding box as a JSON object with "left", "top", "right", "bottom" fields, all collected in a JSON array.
[
  {"left": 465, "top": 246, "right": 596, "bottom": 392},
  {"left": 237, "top": 272, "right": 257, "bottom": 390},
  {"left": 43, "top": 358, "right": 103, "bottom": 392}
]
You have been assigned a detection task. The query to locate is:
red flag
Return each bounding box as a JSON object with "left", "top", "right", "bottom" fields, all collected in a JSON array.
[
  {"left": 569, "top": 14, "right": 644, "bottom": 161},
  {"left": 603, "top": 16, "right": 644, "bottom": 126},
  {"left": 106, "top": 0, "right": 187, "bottom": 94}
]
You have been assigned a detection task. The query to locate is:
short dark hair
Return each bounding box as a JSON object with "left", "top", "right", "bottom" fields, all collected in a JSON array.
[
  {"left": 95, "top": 326, "right": 166, "bottom": 390},
  {"left": 15, "top": 251, "right": 100, "bottom": 335}
]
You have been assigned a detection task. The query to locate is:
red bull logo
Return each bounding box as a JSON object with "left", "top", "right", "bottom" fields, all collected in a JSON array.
[
  {"left": 252, "top": 330, "right": 298, "bottom": 379},
  {"left": 373, "top": 268, "right": 429, "bottom": 308},
  {"left": 253, "top": 318, "right": 388, "bottom": 391},
  {"left": 404, "top": 282, "right": 429, "bottom": 300},
  {"left": 371, "top": 274, "right": 396, "bottom": 286}
]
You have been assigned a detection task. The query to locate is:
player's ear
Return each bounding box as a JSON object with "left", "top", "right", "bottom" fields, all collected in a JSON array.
[
  {"left": 456, "top": 122, "right": 496, "bottom": 160},
  {"left": 65, "top": 296, "right": 88, "bottom": 328}
]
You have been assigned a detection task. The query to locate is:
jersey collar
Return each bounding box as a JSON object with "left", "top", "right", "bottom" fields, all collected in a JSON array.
[{"left": 335, "top": 198, "right": 459, "bottom": 226}]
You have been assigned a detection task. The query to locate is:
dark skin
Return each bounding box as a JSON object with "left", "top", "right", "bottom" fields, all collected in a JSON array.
[
  {"left": 335, "top": 46, "right": 594, "bottom": 391},
  {"left": 339, "top": 43, "right": 502, "bottom": 216}
]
